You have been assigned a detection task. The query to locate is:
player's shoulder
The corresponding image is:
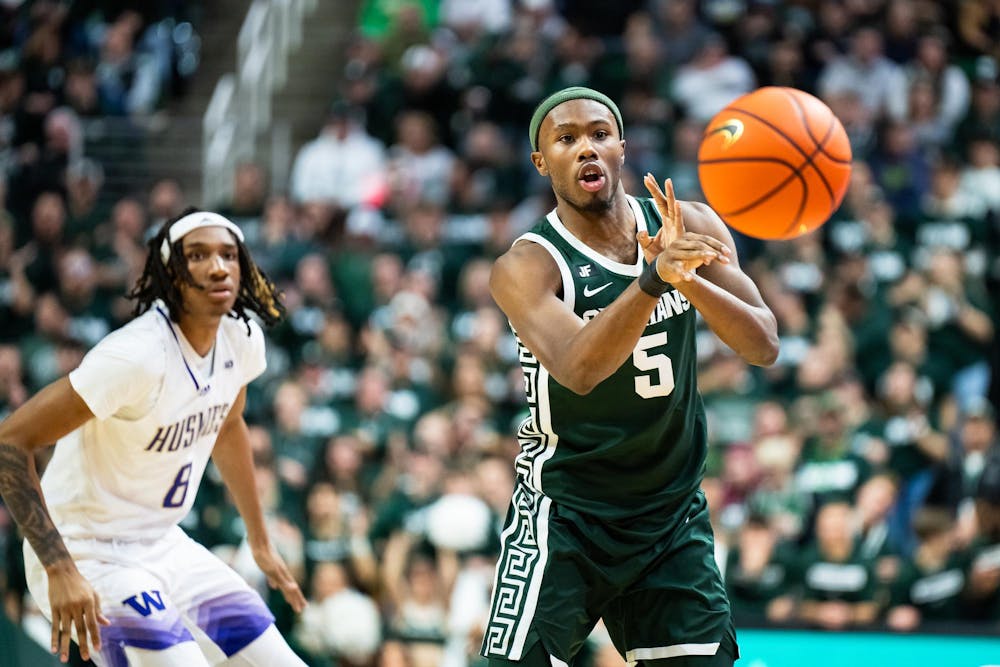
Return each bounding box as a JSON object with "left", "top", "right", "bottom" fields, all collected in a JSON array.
[
  {"left": 86, "top": 309, "right": 168, "bottom": 374},
  {"left": 680, "top": 200, "right": 728, "bottom": 236},
  {"left": 219, "top": 314, "right": 263, "bottom": 341},
  {"left": 491, "top": 236, "right": 562, "bottom": 298},
  {"left": 219, "top": 314, "right": 265, "bottom": 354},
  {"left": 499, "top": 234, "right": 562, "bottom": 276}
]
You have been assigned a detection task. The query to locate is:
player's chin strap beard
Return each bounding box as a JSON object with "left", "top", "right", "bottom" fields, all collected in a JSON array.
[{"left": 160, "top": 211, "right": 245, "bottom": 265}]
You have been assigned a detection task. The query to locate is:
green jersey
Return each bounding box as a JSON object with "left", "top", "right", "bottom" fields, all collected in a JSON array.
[{"left": 512, "top": 195, "right": 707, "bottom": 521}]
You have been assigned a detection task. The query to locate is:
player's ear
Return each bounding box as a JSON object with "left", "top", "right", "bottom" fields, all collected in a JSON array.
[
  {"left": 620, "top": 140, "right": 626, "bottom": 164},
  {"left": 531, "top": 151, "right": 548, "bottom": 176}
]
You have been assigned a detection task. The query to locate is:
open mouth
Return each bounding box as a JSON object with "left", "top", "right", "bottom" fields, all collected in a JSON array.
[{"left": 578, "top": 163, "right": 606, "bottom": 193}]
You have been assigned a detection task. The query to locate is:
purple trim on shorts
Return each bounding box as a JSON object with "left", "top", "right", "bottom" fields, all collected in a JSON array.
[
  {"left": 99, "top": 615, "right": 195, "bottom": 667},
  {"left": 192, "top": 589, "right": 275, "bottom": 657}
]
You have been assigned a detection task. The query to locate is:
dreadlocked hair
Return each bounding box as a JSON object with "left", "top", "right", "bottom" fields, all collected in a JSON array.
[{"left": 127, "top": 207, "right": 285, "bottom": 332}]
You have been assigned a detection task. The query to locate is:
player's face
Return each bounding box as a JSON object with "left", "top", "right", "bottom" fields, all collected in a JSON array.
[
  {"left": 177, "top": 226, "right": 241, "bottom": 317},
  {"left": 532, "top": 99, "right": 625, "bottom": 213}
]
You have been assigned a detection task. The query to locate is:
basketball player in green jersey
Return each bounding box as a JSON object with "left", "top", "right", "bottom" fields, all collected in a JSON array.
[{"left": 480, "top": 87, "right": 779, "bottom": 666}]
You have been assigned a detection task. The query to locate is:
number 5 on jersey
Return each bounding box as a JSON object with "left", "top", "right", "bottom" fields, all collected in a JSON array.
[{"left": 633, "top": 332, "right": 674, "bottom": 398}]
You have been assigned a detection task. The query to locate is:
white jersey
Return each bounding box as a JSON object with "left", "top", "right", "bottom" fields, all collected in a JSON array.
[{"left": 41, "top": 301, "right": 266, "bottom": 541}]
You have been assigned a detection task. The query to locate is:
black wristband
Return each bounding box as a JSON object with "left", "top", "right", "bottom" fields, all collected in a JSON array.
[{"left": 638, "top": 259, "right": 671, "bottom": 297}]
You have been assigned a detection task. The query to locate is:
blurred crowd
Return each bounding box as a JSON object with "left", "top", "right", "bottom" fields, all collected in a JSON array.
[{"left": 2, "top": 0, "right": 1000, "bottom": 666}]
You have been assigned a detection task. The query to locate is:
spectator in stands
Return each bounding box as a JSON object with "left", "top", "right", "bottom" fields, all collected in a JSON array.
[
  {"left": 386, "top": 109, "right": 454, "bottom": 210},
  {"left": 888, "top": 31, "right": 971, "bottom": 141},
  {"left": 724, "top": 514, "right": 798, "bottom": 624},
  {"left": 964, "top": 447, "right": 1000, "bottom": 621},
  {"left": 54, "top": 246, "right": 110, "bottom": 348},
  {"left": 15, "top": 191, "right": 66, "bottom": 296},
  {"left": 916, "top": 250, "right": 993, "bottom": 407},
  {"left": 853, "top": 473, "right": 903, "bottom": 590},
  {"left": 649, "top": 0, "right": 712, "bottom": 67},
  {"left": 439, "top": 0, "right": 512, "bottom": 43},
  {"left": 858, "top": 361, "right": 947, "bottom": 555},
  {"left": 959, "top": 135, "right": 1000, "bottom": 214},
  {"left": 881, "top": 0, "right": 921, "bottom": 65},
  {"left": 670, "top": 32, "right": 756, "bottom": 123},
  {"left": 886, "top": 507, "right": 970, "bottom": 631},
  {"left": 147, "top": 177, "right": 184, "bottom": 229},
  {"left": 64, "top": 157, "right": 105, "bottom": 239},
  {"left": 289, "top": 101, "right": 387, "bottom": 212},
  {"left": 955, "top": 63, "right": 1000, "bottom": 151},
  {"left": 95, "top": 17, "right": 162, "bottom": 116},
  {"left": 957, "top": 0, "right": 1000, "bottom": 63},
  {"left": 302, "top": 480, "right": 376, "bottom": 589},
  {"left": 219, "top": 161, "right": 268, "bottom": 221},
  {"left": 294, "top": 560, "right": 382, "bottom": 666},
  {"left": 795, "top": 392, "right": 870, "bottom": 505},
  {"left": 62, "top": 59, "right": 102, "bottom": 118},
  {"left": 931, "top": 397, "right": 999, "bottom": 515},
  {"left": 868, "top": 118, "right": 932, "bottom": 221},
  {"left": 818, "top": 25, "right": 903, "bottom": 119},
  {"left": 795, "top": 501, "right": 881, "bottom": 630}
]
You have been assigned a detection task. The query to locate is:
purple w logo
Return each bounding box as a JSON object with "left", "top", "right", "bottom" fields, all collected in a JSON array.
[{"left": 122, "top": 590, "right": 166, "bottom": 617}]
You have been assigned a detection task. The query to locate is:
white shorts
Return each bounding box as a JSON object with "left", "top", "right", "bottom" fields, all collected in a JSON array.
[{"left": 24, "top": 526, "right": 275, "bottom": 666}]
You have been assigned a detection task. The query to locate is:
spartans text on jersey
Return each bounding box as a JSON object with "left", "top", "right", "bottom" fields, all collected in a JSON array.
[{"left": 582, "top": 289, "right": 691, "bottom": 324}]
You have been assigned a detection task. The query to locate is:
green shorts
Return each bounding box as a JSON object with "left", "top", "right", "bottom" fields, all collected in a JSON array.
[{"left": 481, "top": 486, "right": 736, "bottom": 665}]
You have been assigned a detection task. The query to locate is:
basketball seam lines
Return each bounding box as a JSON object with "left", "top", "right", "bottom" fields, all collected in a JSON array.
[
  {"left": 781, "top": 89, "right": 853, "bottom": 165},
  {"left": 724, "top": 103, "right": 836, "bottom": 206},
  {"left": 704, "top": 160, "right": 807, "bottom": 223},
  {"left": 781, "top": 89, "right": 839, "bottom": 206}
]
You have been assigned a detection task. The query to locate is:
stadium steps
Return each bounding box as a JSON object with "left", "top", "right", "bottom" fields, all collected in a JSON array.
[
  {"left": 128, "top": 0, "right": 360, "bottom": 207},
  {"left": 89, "top": 0, "right": 248, "bottom": 206},
  {"left": 254, "top": 0, "right": 360, "bottom": 194}
]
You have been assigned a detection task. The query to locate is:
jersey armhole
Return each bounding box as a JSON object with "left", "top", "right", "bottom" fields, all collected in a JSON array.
[{"left": 513, "top": 232, "right": 576, "bottom": 312}]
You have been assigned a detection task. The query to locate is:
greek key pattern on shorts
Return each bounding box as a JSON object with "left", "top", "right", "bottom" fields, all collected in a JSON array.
[
  {"left": 513, "top": 336, "right": 548, "bottom": 490},
  {"left": 484, "top": 482, "right": 544, "bottom": 657}
]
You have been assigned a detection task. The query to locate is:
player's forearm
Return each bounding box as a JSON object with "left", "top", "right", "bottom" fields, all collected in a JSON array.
[
  {"left": 556, "top": 282, "right": 660, "bottom": 393},
  {"left": 212, "top": 434, "right": 270, "bottom": 549},
  {"left": 676, "top": 275, "right": 779, "bottom": 366},
  {"left": 0, "top": 443, "right": 73, "bottom": 569}
]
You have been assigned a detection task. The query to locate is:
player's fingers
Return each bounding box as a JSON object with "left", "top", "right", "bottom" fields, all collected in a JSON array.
[
  {"left": 85, "top": 598, "right": 103, "bottom": 653},
  {"left": 284, "top": 581, "right": 307, "bottom": 612},
  {"left": 637, "top": 230, "right": 651, "bottom": 248},
  {"left": 59, "top": 613, "right": 73, "bottom": 662},
  {"left": 96, "top": 592, "right": 111, "bottom": 627},
  {"left": 668, "top": 238, "right": 720, "bottom": 255},
  {"left": 668, "top": 180, "right": 685, "bottom": 234},
  {"left": 272, "top": 563, "right": 306, "bottom": 611},
  {"left": 50, "top": 609, "right": 61, "bottom": 655},
  {"left": 75, "top": 609, "right": 91, "bottom": 661},
  {"left": 663, "top": 177, "right": 676, "bottom": 207},
  {"left": 643, "top": 173, "right": 665, "bottom": 201},
  {"left": 682, "top": 235, "right": 731, "bottom": 261}
]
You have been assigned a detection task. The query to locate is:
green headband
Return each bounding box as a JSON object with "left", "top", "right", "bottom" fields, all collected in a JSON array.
[{"left": 529, "top": 86, "right": 624, "bottom": 151}]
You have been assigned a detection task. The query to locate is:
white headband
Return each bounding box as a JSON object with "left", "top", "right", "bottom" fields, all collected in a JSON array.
[{"left": 160, "top": 211, "right": 245, "bottom": 264}]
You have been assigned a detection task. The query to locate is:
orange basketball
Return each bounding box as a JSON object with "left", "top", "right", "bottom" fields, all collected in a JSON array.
[{"left": 697, "top": 87, "right": 852, "bottom": 240}]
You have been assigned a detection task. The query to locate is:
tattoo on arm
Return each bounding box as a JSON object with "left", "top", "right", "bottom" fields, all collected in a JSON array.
[{"left": 0, "top": 443, "right": 71, "bottom": 567}]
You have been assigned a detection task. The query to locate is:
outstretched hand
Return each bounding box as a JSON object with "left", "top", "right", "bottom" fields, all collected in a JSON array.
[
  {"left": 638, "top": 173, "right": 730, "bottom": 284},
  {"left": 47, "top": 564, "right": 111, "bottom": 663},
  {"left": 252, "top": 543, "right": 307, "bottom": 613}
]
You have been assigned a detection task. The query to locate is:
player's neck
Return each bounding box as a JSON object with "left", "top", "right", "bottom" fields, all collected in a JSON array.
[
  {"left": 555, "top": 191, "right": 636, "bottom": 260},
  {"left": 176, "top": 314, "right": 221, "bottom": 356}
]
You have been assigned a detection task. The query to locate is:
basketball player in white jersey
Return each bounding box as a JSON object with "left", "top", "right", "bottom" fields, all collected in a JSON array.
[{"left": 0, "top": 209, "right": 309, "bottom": 665}]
